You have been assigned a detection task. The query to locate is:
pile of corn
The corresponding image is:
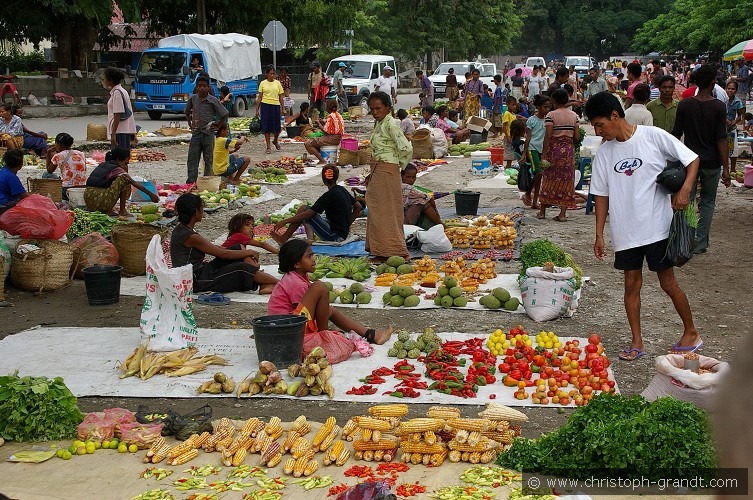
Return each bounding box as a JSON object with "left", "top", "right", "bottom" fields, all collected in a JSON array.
[
  {"left": 120, "top": 342, "right": 229, "bottom": 380},
  {"left": 446, "top": 418, "right": 499, "bottom": 464},
  {"left": 398, "top": 417, "right": 448, "bottom": 466},
  {"left": 444, "top": 226, "right": 517, "bottom": 249},
  {"left": 341, "top": 404, "right": 407, "bottom": 462}
]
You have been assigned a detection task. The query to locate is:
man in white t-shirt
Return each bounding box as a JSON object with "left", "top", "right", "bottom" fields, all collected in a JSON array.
[
  {"left": 375, "top": 66, "right": 397, "bottom": 105},
  {"left": 584, "top": 92, "right": 703, "bottom": 361}
]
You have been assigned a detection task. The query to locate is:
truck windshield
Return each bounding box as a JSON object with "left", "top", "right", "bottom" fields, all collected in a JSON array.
[
  {"left": 434, "top": 63, "right": 472, "bottom": 75},
  {"left": 326, "top": 61, "right": 372, "bottom": 79},
  {"left": 567, "top": 58, "right": 590, "bottom": 67},
  {"left": 138, "top": 52, "right": 186, "bottom": 76}
]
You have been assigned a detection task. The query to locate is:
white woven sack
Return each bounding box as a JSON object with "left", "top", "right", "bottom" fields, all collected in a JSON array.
[
  {"left": 519, "top": 266, "right": 576, "bottom": 321},
  {"left": 655, "top": 354, "right": 729, "bottom": 389}
]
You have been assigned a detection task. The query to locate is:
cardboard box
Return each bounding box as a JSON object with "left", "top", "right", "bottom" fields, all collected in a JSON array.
[
  {"left": 466, "top": 116, "right": 492, "bottom": 133},
  {"left": 348, "top": 106, "right": 363, "bottom": 118}
]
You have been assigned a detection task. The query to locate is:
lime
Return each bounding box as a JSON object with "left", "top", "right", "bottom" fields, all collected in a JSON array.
[
  {"left": 56, "top": 449, "right": 65, "bottom": 458},
  {"left": 93, "top": 441, "right": 102, "bottom": 450},
  {"left": 102, "top": 440, "right": 111, "bottom": 449},
  {"left": 76, "top": 446, "right": 87, "bottom": 456},
  {"left": 128, "top": 444, "right": 138, "bottom": 453},
  {"left": 117, "top": 443, "right": 128, "bottom": 453},
  {"left": 73, "top": 440, "right": 84, "bottom": 448},
  {"left": 85, "top": 443, "right": 96, "bottom": 454},
  {"left": 68, "top": 445, "right": 77, "bottom": 454},
  {"left": 109, "top": 440, "right": 119, "bottom": 450},
  {"left": 61, "top": 451, "right": 72, "bottom": 460}
]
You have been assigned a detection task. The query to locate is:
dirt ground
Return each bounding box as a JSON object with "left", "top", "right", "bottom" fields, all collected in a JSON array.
[{"left": 4, "top": 116, "right": 753, "bottom": 442}]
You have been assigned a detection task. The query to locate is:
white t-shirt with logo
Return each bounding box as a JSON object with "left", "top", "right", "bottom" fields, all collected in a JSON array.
[
  {"left": 375, "top": 76, "right": 395, "bottom": 100},
  {"left": 590, "top": 125, "right": 698, "bottom": 252}
]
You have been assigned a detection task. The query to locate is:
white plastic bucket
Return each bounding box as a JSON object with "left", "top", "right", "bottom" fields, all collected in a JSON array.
[
  {"left": 471, "top": 151, "right": 491, "bottom": 175},
  {"left": 321, "top": 146, "right": 338, "bottom": 165},
  {"left": 67, "top": 187, "right": 87, "bottom": 208}
]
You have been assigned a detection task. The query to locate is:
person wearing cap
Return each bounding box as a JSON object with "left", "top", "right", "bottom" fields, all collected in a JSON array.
[
  {"left": 446, "top": 67, "right": 459, "bottom": 105},
  {"left": 271, "top": 164, "right": 362, "bottom": 244},
  {"left": 307, "top": 62, "right": 327, "bottom": 116},
  {"left": 333, "top": 62, "right": 348, "bottom": 112},
  {"left": 375, "top": 66, "right": 397, "bottom": 105}
]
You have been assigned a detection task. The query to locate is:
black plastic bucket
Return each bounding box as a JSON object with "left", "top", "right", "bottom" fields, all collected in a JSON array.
[
  {"left": 82, "top": 265, "right": 122, "bottom": 305},
  {"left": 250, "top": 315, "right": 306, "bottom": 369},
  {"left": 455, "top": 190, "right": 481, "bottom": 216}
]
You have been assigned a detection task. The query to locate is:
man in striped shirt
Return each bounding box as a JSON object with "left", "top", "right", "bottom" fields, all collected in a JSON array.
[{"left": 305, "top": 99, "right": 345, "bottom": 164}]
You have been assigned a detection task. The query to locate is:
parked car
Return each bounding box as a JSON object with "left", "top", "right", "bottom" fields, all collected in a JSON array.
[
  {"left": 428, "top": 61, "right": 497, "bottom": 98},
  {"left": 565, "top": 56, "right": 595, "bottom": 79},
  {"left": 525, "top": 57, "right": 546, "bottom": 69},
  {"left": 325, "top": 54, "right": 398, "bottom": 114}
]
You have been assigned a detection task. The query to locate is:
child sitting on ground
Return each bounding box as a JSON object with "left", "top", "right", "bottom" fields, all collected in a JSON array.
[
  {"left": 397, "top": 108, "right": 415, "bottom": 136},
  {"left": 212, "top": 123, "right": 250, "bottom": 183},
  {"left": 222, "top": 213, "right": 279, "bottom": 254},
  {"left": 0, "top": 149, "right": 28, "bottom": 212},
  {"left": 267, "top": 239, "right": 394, "bottom": 345},
  {"left": 44, "top": 132, "right": 87, "bottom": 201},
  {"left": 401, "top": 164, "right": 441, "bottom": 229}
]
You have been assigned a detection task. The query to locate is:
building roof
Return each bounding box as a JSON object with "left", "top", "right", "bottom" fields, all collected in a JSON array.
[{"left": 94, "top": 23, "right": 159, "bottom": 53}]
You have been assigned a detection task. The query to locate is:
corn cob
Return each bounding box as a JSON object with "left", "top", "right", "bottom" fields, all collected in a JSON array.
[
  {"left": 510, "top": 425, "right": 522, "bottom": 437},
  {"left": 371, "top": 429, "right": 381, "bottom": 443},
  {"left": 250, "top": 420, "right": 266, "bottom": 437},
  {"left": 410, "top": 453, "right": 422, "bottom": 465},
  {"left": 480, "top": 450, "right": 496, "bottom": 464},
  {"left": 493, "top": 420, "right": 510, "bottom": 432},
  {"left": 204, "top": 426, "right": 233, "bottom": 452},
  {"left": 168, "top": 440, "right": 196, "bottom": 460},
  {"left": 374, "top": 450, "right": 384, "bottom": 461},
  {"left": 291, "top": 415, "right": 307, "bottom": 431},
  {"left": 467, "top": 431, "right": 482, "bottom": 447},
  {"left": 368, "top": 404, "right": 409, "bottom": 417},
  {"left": 283, "top": 431, "right": 301, "bottom": 452},
  {"left": 151, "top": 443, "right": 171, "bottom": 464},
  {"left": 424, "top": 430, "right": 437, "bottom": 445},
  {"left": 216, "top": 434, "right": 234, "bottom": 452},
  {"left": 341, "top": 419, "right": 357, "bottom": 438},
  {"left": 253, "top": 433, "right": 272, "bottom": 454},
  {"left": 267, "top": 452, "right": 283, "bottom": 468},
  {"left": 427, "top": 406, "right": 461, "bottom": 420},
  {"left": 455, "top": 429, "right": 469, "bottom": 444},
  {"left": 469, "top": 451, "right": 481, "bottom": 464},
  {"left": 244, "top": 438, "right": 257, "bottom": 452},
  {"left": 335, "top": 448, "right": 351, "bottom": 466},
  {"left": 409, "top": 432, "right": 421, "bottom": 443},
  {"left": 312, "top": 418, "right": 336, "bottom": 448},
  {"left": 170, "top": 448, "right": 199, "bottom": 466},
  {"left": 265, "top": 416, "right": 282, "bottom": 437},
  {"left": 361, "top": 428, "right": 373, "bottom": 442},
  {"left": 193, "top": 431, "right": 212, "bottom": 448},
  {"left": 318, "top": 426, "right": 340, "bottom": 452},
  {"left": 291, "top": 437, "right": 312, "bottom": 459},
  {"left": 363, "top": 450, "right": 374, "bottom": 461},
  {"left": 430, "top": 449, "right": 448, "bottom": 467},
  {"left": 478, "top": 403, "right": 529, "bottom": 422},
  {"left": 146, "top": 436, "right": 166, "bottom": 458},
  {"left": 353, "top": 416, "right": 390, "bottom": 431},
  {"left": 296, "top": 422, "right": 311, "bottom": 436},
  {"left": 399, "top": 442, "right": 445, "bottom": 455},
  {"left": 354, "top": 451, "right": 363, "bottom": 460},
  {"left": 329, "top": 440, "right": 345, "bottom": 460},
  {"left": 231, "top": 448, "right": 248, "bottom": 467},
  {"left": 448, "top": 418, "right": 491, "bottom": 432},
  {"left": 303, "top": 460, "right": 319, "bottom": 476},
  {"left": 260, "top": 441, "right": 281, "bottom": 465},
  {"left": 383, "top": 449, "right": 395, "bottom": 462},
  {"left": 216, "top": 417, "right": 234, "bottom": 432},
  {"left": 447, "top": 439, "right": 499, "bottom": 452},
  {"left": 422, "top": 453, "right": 431, "bottom": 465},
  {"left": 461, "top": 451, "right": 470, "bottom": 462},
  {"left": 353, "top": 438, "right": 399, "bottom": 451},
  {"left": 283, "top": 457, "right": 296, "bottom": 475},
  {"left": 225, "top": 435, "right": 252, "bottom": 456},
  {"left": 293, "top": 456, "right": 310, "bottom": 477},
  {"left": 267, "top": 426, "right": 283, "bottom": 441},
  {"left": 400, "top": 452, "right": 410, "bottom": 463},
  {"left": 377, "top": 417, "right": 401, "bottom": 429},
  {"left": 241, "top": 417, "right": 260, "bottom": 435},
  {"left": 448, "top": 450, "right": 461, "bottom": 463},
  {"left": 399, "top": 418, "right": 444, "bottom": 434}
]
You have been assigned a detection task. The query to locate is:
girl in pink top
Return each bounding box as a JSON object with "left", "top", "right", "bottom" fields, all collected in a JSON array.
[{"left": 267, "top": 240, "right": 393, "bottom": 344}]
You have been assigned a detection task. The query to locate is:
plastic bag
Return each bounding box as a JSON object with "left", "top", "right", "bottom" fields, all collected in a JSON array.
[
  {"left": 103, "top": 407, "right": 136, "bottom": 438},
  {"left": 337, "top": 480, "right": 395, "bottom": 500},
  {"left": 303, "top": 330, "right": 355, "bottom": 364},
  {"left": 429, "top": 127, "right": 449, "bottom": 158},
  {"left": 519, "top": 266, "right": 576, "bottom": 321},
  {"left": 135, "top": 405, "right": 172, "bottom": 435},
  {"left": 140, "top": 235, "right": 199, "bottom": 351},
  {"left": 0, "top": 194, "right": 74, "bottom": 239},
  {"left": 665, "top": 209, "right": 695, "bottom": 267},
  {"left": 119, "top": 422, "right": 164, "bottom": 449},
  {"left": 77, "top": 413, "right": 115, "bottom": 442},
  {"left": 0, "top": 232, "right": 10, "bottom": 278},
  {"left": 70, "top": 233, "right": 120, "bottom": 279},
  {"left": 171, "top": 405, "right": 213, "bottom": 442},
  {"left": 517, "top": 163, "right": 533, "bottom": 192},
  {"left": 415, "top": 224, "right": 453, "bottom": 253},
  {"left": 641, "top": 354, "right": 730, "bottom": 410}
]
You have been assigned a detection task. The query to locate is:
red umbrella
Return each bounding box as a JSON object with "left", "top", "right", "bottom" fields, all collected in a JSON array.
[{"left": 506, "top": 67, "right": 532, "bottom": 78}]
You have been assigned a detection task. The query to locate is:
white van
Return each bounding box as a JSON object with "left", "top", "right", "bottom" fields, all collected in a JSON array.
[
  {"left": 525, "top": 57, "right": 546, "bottom": 68},
  {"left": 325, "top": 55, "right": 398, "bottom": 113},
  {"left": 565, "top": 56, "right": 595, "bottom": 79},
  {"left": 428, "top": 61, "right": 497, "bottom": 98}
]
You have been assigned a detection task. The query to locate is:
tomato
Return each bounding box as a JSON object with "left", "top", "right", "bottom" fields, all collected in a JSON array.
[
  {"left": 601, "top": 383, "right": 611, "bottom": 393},
  {"left": 498, "top": 363, "right": 511, "bottom": 373},
  {"left": 544, "top": 367, "right": 555, "bottom": 376},
  {"left": 489, "top": 394, "right": 496, "bottom": 399},
  {"left": 585, "top": 344, "right": 598, "bottom": 354},
  {"left": 544, "top": 351, "right": 553, "bottom": 359},
  {"left": 551, "top": 358, "right": 562, "bottom": 367},
  {"left": 581, "top": 386, "right": 593, "bottom": 395},
  {"left": 578, "top": 360, "right": 588, "bottom": 369},
  {"left": 588, "top": 334, "right": 601, "bottom": 345},
  {"left": 503, "top": 376, "right": 520, "bottom": 387},
  {"left": 510, "top": 369, "right": 522, "bottom": 380},
  {"left": 572, "top": 340, "right": 580, "bottom": 347},
  {"left": 607, "top": 380, "right": 615, "bottom": 388},
  {"left": 597, "top": 370, "right": 608, "bottom": 379},
  {"left": 560, "top": 396, "right": 570, "bottom": 405}
]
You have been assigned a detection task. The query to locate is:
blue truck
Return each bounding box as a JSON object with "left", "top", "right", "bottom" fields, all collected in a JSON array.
[{"left": 133, "top": 33, "right": 262, "bottom": 120}]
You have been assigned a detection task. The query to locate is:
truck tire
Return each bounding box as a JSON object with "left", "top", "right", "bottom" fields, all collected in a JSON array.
[
  {"left": 232, "top": 96, "right": 247, "bottom": 117},
  {"left": 147, "top": 111, "right": 163, "bottom": 120}
]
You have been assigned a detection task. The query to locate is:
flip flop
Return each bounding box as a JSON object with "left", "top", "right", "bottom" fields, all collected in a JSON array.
[
  {"left": 273, "top": 141, "right": 281, "bottom": 151},
  {"left": 618, "top": 347, "right": 646, "bottom": 361},
  {"left": 536, "top": 213, "right": 546, "bottom": 219},
  {"left": 671, "top": 341, "right": 704, "bottom": 353},
  {"left": 552, "top": 215, "right": 567, "bottom": 222},
  {"left": 195, "top": 292, "right": 230, "bottom": 306}
]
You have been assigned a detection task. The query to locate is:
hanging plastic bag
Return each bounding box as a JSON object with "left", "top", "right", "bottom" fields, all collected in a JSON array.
[
  {"left": 140, "top": 235, "right": 199, "bottom": 351},
  {"left": 415, "top": 224, "right": 453, "bottom": 253},
  {"left": 665, "top": 207, "right": 697, "bottom": 267},
  {"left": 517, "top": 162, "right": 533, "bottom": 192},
  {"left": 0, "top": 194, "right": 74, "bottom": 239}
]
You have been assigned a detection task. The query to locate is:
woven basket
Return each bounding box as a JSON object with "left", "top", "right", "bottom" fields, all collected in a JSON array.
[
  {"left": 27, "top": 178, "right": 63, "bottom": 203},
  {"left": 86, "top": 123, "right": 108, "bottom": 142},
  {"left": 338, "top": 147, "right": 360, "bottom": 166},
  {"left": 196, "top": 176, "right": 223, "bottom": 192},
  {"left": 11, "top": 239, "right": 74, "bottom": 293},
  {"left": 111, "top": 224, "right": 167, "bottom": 276},
  {"left": 358, "top": 146, "right": 373, "bottom": 165},
  {"left": 410, "top": 128, "right": 434, "bottom": 159},
  {"left": 0, "top": 147, "right": 7, "bottom": 160}
]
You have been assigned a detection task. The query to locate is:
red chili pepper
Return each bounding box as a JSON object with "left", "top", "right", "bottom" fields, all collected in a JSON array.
[
  {"left": 489, "top": 394, "right": 497, "bottom": 399},
  {"left": 328, "top": 484, "right": 349, "bottom": 497},
  {"left": 394, "top": 360, "right": 415, "bottom": 371},
  {"left": 346, "top": 385, "right": 377, "bottom": 395},
  {"left": 361, "top": 374, "right": 386, "bottom": 384},
  {"left": 372, "top": 366, "right": 394, "bottom": 376},
  {"left": 376, "top": 462, "right": 409, "bottom": 473}
]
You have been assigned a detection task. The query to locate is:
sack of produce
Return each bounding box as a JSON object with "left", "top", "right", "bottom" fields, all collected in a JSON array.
[
  {"left": 103, "top": 407, "right": 136, "bottom": 438},
  {"left": 135, "top": 405, "right": 172, "bottom": 435},
  {"left": 70, "top": 233, "right": 119, "bottom": 279},
  {"left": 641, "top": 354, "right": 730, "bottom": 410},
  {"left": 0, "top": 194, "right": 74, "bottom": 239},
  {"left": 519, "top": 266, "right": 576, "bottom": 321},
  {"left": 119, "top": 422, "right": 164, "bottom": 449},
  {"left": 140, "top": 235, "right": 199, "bottom": 351},
  {"left": 303, "top": 330, "right": 354, "bottom": 364},
  {"left": 409, "top": 127, "right": 432, "bottom": 159},
  {"left": 414, "top": 224, "right": 453, "bottom": 254},
  {"left": 428, "top": 127, "right": 449, "bottom": 159},
  {"left": 77, "top": 413, "right": 115, "bottom": 442},
  {"left": 170, "top": 405, "right": 213, "bottom": 442}
]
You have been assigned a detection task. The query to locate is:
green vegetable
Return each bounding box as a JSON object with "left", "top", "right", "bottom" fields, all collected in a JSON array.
[
  {"left": 131, "top": 489, "right": 176, "bottom": 500},
  {"left": 67, "top": 209, "right": 126, "bottom": 239},
  {"left": 518, "top": 239, "right": 582, "bottom": 289},
  {"left": 496, "top": 395, "right": 717, "bottom": 480},
  {"left": 429, "top": 485, "right": 495, "bottom": 499},
  {"left": 0, "top": 371, "right": 84, "bottom": 442},
  {"left": 684, "top": 202, "right": 699, "bottom": 229}
]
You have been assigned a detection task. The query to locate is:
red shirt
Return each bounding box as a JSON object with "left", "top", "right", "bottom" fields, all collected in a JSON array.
[
  {"left": 267, "top": 271, "right": 310, "bottom": 315},
  {"left": 681, "top": 85, "right": 697, "bottom": 99},
  {"left": 221, "top": 232, "right": 253, "bottom": 248}
]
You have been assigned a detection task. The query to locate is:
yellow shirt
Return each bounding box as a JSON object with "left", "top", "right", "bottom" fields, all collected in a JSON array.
[
  {"left": 259, "top": 79, "right": 284, "bottom": 106},
  {"left": 502, "top": 111, "right": 515, "bottom": 136},
  {"left": 212, "top": 137, "right": 237, "bottom": 175}
]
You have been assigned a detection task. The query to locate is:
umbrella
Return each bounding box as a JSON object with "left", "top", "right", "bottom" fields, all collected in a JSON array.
[
  {"left": 506, "top": 67, "right": 532, "bottom": 78},
  {"left": 723, "top": 40, "right": 753, "bottom": 61}
]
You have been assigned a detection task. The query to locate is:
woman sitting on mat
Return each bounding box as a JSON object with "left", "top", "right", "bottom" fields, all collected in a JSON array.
[
  {"left": 171, "top": 193, "right": 279, "bottom": 294},
  {"left": 84, "top": 148, "right": 158, "bottom": 215},
  {"left": 401, "top": 164, "right": 441, "bottom": 229},
  {"left": 267, "top": 239, "right": 394, "bottom": 344}
]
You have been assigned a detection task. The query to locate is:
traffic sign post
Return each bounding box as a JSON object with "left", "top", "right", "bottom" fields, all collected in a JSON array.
[{"left": 263, "top": 20, "right": 288, "bottom": 70}]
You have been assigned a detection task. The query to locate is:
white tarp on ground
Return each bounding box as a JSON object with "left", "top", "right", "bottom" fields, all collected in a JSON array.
[
  {"left": 0, "top": 328, "right": 617, "bottom": 407},
  {"left": 158, "top": 33, "right": 262, "bottom": 82}
]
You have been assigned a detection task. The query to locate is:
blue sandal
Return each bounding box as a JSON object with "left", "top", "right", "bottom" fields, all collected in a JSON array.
[{"left": 195, "top": 292, "right": 230, "bottom": 306}]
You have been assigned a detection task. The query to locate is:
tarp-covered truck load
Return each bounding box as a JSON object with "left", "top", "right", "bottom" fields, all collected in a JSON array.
[{"left": 158, "top": 33, "right": 262, "bottom": 83}]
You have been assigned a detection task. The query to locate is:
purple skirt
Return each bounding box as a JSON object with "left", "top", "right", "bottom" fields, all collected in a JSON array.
[{"left": 259, "top": 102, "right": 281, "bottom": 133}]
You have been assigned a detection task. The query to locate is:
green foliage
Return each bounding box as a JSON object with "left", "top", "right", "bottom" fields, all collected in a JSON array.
[
  {"left": 519, "top": 239, "right": 582, "bottom": 289},
  {"left": 0, "top": 371, "right": 84, "bottom": 442},
  {"left": 497, "top": 394, "right": 717, "bottom": 480},
  {"left": 0, "top": 48, "right": 46, "bottom": 73}
]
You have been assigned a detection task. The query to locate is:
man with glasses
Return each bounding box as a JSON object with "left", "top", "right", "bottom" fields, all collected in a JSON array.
[{"left": 646, "top": 75, "right": 679, "bottom": 132}]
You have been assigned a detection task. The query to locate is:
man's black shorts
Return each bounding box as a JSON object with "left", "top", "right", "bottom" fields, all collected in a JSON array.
[{"left": 614, "top": 238, "right": 673, "bottom": 272}]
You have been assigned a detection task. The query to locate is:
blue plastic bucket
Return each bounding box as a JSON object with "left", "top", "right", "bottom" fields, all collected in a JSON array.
[
  {"left": 130, "top": 180, "right": 157, "bottom": 202},
  {"left": 471, "top": 151, "right": 491, "bottom": 175},
  {"left": 321, "top": 146, "right": 338, "bottom": 165}
]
